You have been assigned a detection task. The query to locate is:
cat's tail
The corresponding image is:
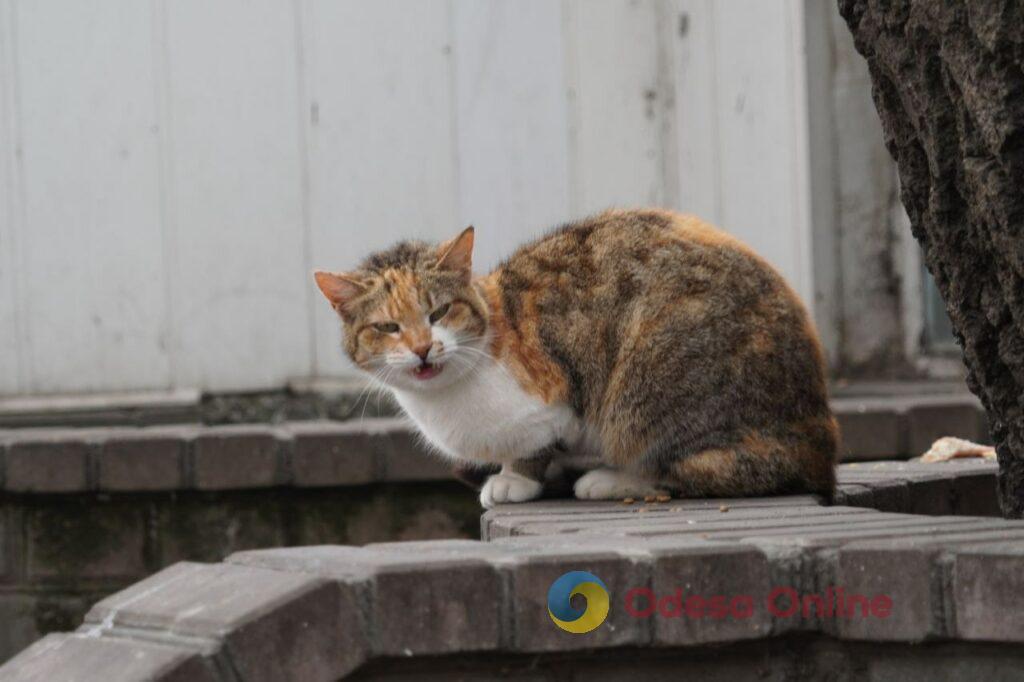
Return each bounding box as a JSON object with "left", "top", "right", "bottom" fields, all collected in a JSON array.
[{"left": 660, "top": 417, "right": 839, "bottom": 503}]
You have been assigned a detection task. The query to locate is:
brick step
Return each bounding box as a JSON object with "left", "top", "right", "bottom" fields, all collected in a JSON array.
[
  {"left": 5, "top": 499, "right": 1024, "bottom": 680},
  {"left": 0, "top": 399, "right": 994, "bottom": 494},
  {"left": 0, "top": 419, "right": 450, "bottom": 494}
]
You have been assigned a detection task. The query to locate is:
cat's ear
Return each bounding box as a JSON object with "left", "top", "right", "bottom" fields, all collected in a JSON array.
[
  {"left": 314, "top": 271, "right": 366, "bottom": 317},
  {"left": 435, "top": 226, "right": 474, "bottom": 280}
]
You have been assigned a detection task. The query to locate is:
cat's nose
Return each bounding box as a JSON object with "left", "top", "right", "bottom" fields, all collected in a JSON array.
[{"left": 412, "top": 345, "right": 431, "bottom": 362}]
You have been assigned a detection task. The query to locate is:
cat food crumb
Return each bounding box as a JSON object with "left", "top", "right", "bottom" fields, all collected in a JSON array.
[
  {"left": 719, "top": 505, "right": 730, "bottom": 513},
  {"left": 643, "top": 495, "right": 656, "bottom": 503},
  {"left": 656, "top": 494, "right": 671, "bottom": 503},
  {"left": 622, "top": 497, "right": 635, "bottom": 505}
]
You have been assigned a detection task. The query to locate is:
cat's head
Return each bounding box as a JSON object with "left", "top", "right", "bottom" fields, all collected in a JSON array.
[{"left": 314, "top": 227, "right": 489, "bottom": 391}]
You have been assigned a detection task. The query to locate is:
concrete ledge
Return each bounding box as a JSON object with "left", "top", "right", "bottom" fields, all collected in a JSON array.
[
  {"left": 0, "top": 420, "right": 452, "bottom": 494},
  {"left": 0, "top": 458, "right": 1016, "bottom": 681},
  {"left": 0, "top": 391, "right": 993, "bottom": 495}
]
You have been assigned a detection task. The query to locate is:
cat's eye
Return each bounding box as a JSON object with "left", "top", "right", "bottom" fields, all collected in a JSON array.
[
  {"left": 374, "top": 322, "right": 400, "bottom": 334},
  {"left": 429, "top": 303, "right": 451, "bottom": 324}
]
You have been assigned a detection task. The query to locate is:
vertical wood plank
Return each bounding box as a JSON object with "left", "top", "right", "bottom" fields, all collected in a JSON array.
[
  {"left": 0, "top": 0, "right": 22, "bottom": 394},
  {"left": 804, "top": 0, "right": 840, "bottom": 363},
  {"left": 161, "top": 0, "right": 310, "bottom": 390},
  {"left": 12, "top": 0, "right": 169, "bottom": 394},
  {"left": 452, "top": 0, "right": 570, "bottom": 271},
  {"left": 302, "top": 0, "right": 457, "bottom": 377},
  {"left": 565, "top": 0, "right": 668, "bottom": 215},
  {"left": 708, "top": 0, "right": 813, "bottom": 303},
  {"left": 670, "top": 0, "right": 721, "bottom": 224}
]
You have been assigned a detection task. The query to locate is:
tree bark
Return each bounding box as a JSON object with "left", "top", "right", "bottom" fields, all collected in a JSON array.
[{"left": 837, "top": 1, "right": 1024, "bottom": 516}]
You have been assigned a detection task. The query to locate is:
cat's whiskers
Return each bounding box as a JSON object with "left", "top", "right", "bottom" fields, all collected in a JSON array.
[{"left": 357, "top": 363, "right": 395, "bottom": 425}]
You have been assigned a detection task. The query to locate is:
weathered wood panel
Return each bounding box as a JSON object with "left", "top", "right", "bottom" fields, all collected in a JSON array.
[
  {"left": 0, "top": 0, "right": 22, "bottom": 394},
  {"left": 11, "top": 0, "right": 169, "bottom": 393},
  {"left": 565, "top": 0, "right": 670, "bottom": 215},
  {"left": 302, "top": 0, "right": 457, "bottom": 377},
  {"left": 161, "top": 0, "right": 310, "bottom": 391},
  {"left": 702, "top": 0, "right": 813, "bottom": 303},
  {"left": 0, "top": 0, "right": 838, "bottom": 395},
  {"left": 452, "top": 0, "right": 571, "bottom": 271}
]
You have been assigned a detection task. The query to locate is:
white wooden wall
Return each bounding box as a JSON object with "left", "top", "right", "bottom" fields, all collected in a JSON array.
[{"left": 0, "top": 0, "right": 818, "bottom": 397}]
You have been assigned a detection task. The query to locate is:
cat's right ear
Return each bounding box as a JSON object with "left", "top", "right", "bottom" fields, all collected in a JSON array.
[
  {"left": 435, "top": 226, "right": 475, "bottom": 281},
  {"left": 314, "top": 271, "right": 366, "bottom": 319}
]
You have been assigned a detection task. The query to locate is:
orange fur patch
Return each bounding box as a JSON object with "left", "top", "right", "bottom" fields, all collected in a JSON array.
[{"left": 480, "top": 274, "right": 568, "bottom": 404}]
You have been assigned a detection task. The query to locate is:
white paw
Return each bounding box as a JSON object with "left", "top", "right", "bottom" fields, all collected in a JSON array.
[
  {"left": 574, "top": 468, "right": 661, "bottom": 500},
  {"left": 480, "top": 472, "right": 543, "bottom": 509}
]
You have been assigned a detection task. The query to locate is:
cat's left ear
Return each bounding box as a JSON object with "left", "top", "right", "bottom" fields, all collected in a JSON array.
[
  {"left": 435, "top": 226, "right": 474, "bottom": 281},
  {"left": 313, "top": 270, "right": 367, "bottom": 320}
]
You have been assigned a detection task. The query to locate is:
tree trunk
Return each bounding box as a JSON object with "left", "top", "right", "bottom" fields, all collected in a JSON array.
[{"left": 837, "top": 1, "right": 1024, "bottom": 516}]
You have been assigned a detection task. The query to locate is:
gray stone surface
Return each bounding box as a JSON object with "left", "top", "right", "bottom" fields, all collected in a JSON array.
[
  {"left": 0, "top": 394, "right": 998, "bottom": 498},
  {"left": 0, "top": 633, "right": 218, "bottom": 682},
  {"left": 192, "top": 425, "right": 284, "bottom": 490},
  {"left": 647, "top": 544, "right": 773, "bottom": 646},
  {"left": 96, "top": 428, "right": 189, "bottom": 491},
  {"left": 0, "top": 450, "right": 1019, "bottom": 679},
  {"left": 951, "top": 544, "right": 1024, "bottom": 642},
  {"left": 5, "top": 435, "right": 89, "bottom": 493},
  {"left": 85, "top": 561, "right": 365, "bottom": 681},
  {"left": 288, "top": 421, "right": 379, "bottom": 487},
  {"left": 229, "top": 543, "right": 504, "bottom": 657}
]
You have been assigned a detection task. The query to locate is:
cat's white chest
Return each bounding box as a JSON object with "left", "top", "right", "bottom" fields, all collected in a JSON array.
[{"left": 392, "top": 360, "right": 578, "bottom": 464}]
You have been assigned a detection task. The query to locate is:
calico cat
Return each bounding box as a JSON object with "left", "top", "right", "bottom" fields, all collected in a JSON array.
[{"left": 315, "top": 209, "right": 837, "bottom": 508}]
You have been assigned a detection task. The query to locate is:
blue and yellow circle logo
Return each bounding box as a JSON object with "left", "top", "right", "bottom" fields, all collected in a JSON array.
[{"left": 547, "top": 571, "right": 610, "bottom": 633}]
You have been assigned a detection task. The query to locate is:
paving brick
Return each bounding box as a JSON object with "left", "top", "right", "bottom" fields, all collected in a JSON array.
[
  {"left": 907, "top": 476, "right": 955, "bottom": 516},
  {"left": 158, "top": 496, "right": 286, "bottom": 564},
  {"left": 747, "top": 517, "right": 1010, "bottom": 548},
  {"left": 193, "top": 425, "right": 283, "bottom": 490},
  {"left": 647, "top": 544, "right": 772, "bottom": 645},
  {"left": 287, "top": 421, "right": 379, "bottom": 487},
  {"left": 836, "top": 544, "right": 944, "bottom": 641},
  {"left": 96, "top": 428, "right": 190, "bottom": 491},
  {"left": 839, "top": 461, "right": 996, "bottom": 517},
  {"left": 0, "top": 435, "right": 7, "bottom": 488},
  {"left": 0, "top": 506, "right": 23, "bottom": 584},
  {"left": 85, "top": 561, "right": 364, "bottom": 681},
  {"left": 906, "top": 400, "right": 984, "bottom": 456},
  {"left": 524, "top": 506, "right": 879, "bottom": 539},
  {"left": 857, "top": 478, "right": 911, "bottom": 513},
  {"left": 951, "top": 471, "right": 1000, "bottom": 517},
  {"left": 0, "top": 633, "right": 218, "bottom": 682},
  {"left": 833, "top": 484, "right": 874, "bottom": 508},
  {"left": 0, "top": 593, "right": 93, "bottom": 664},
  {"left": 27, "top": 500, "right": 147, "bottom": 580},
  {"left": 864, "top": 649, "right": 1024, "bottom": 682},
  {"left": 229, "top": 544, "right": 503, "bottom": 656},
  {"left": 485, "top": 496, "right": 825, "bottom": 519},
  {"left": 834, "top": 402, "right": 903, "bottom": 461},
  {"left": 499, "top": 547, "right": 649, "bottom": 652},
  {"left": 228, "top": 545, "right": 376, "bottom": 579},
  {"left": 373, "top": 558, "right": 500, "bottom": 655},
  {"left": 483, "top": 497, "right": 828, "bottom": 538},
  {"left": 382, "top": 428, "right": 453, "bottom": 481},
  {"left": 951, "top": 544, "right": 1024, "bottom": 642},
  {"left": 5, "top": 435, "right": 89, "bottom": 493}
]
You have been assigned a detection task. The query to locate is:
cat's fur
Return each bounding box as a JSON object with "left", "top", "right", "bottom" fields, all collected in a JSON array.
[{"left": 315, "top": 209, "right": 838, "bottom": 507}]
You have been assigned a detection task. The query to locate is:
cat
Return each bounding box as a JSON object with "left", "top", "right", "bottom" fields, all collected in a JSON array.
[{"left": 315, "top": 209, "right": 837, "bottom": 508}]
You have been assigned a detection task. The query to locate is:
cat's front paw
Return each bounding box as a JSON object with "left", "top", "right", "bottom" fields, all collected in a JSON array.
[
  {"left": 480, "top": 472, "right": 543, "bottom": 509},
  {"left": 574, "top": 468, "right": 662, "bottom": 500}
]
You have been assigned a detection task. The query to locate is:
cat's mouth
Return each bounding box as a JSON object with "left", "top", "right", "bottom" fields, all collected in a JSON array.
[{"left": 411, "top": 362, "right": 444, "bottom": 381}]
